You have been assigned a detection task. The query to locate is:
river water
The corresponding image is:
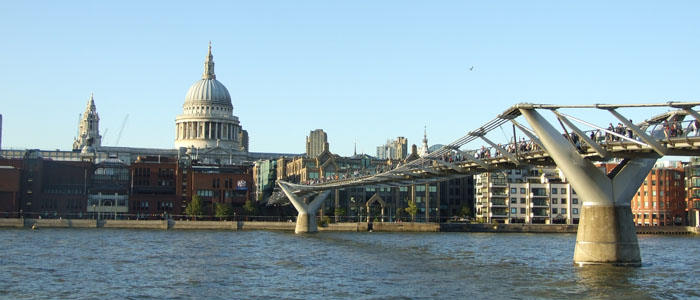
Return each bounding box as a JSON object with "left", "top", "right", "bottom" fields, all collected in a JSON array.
[{"left": 0, "top": 229, "right": 698, "bottom": 299}]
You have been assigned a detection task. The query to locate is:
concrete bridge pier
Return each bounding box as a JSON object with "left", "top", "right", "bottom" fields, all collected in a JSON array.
[
  {"left": 278, "top": 182, "right": 331, "bottom": 234},
  {"left": 520, "top": 108, "right": 656, "bottom": 266}
]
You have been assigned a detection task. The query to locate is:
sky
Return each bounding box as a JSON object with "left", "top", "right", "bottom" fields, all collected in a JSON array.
[{"left": 1, "top": 1, "right": 699, "bottom": 156}]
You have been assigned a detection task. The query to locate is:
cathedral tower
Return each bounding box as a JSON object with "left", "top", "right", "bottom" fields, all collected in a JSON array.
[{"left": 73, "top": 93, "right": 102, "bottom": 151}]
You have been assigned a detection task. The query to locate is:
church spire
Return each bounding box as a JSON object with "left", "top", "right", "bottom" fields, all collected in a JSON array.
[
  {"left": 419, "top": 125, "right": 429, "bottom": 157},
  {"left": 87, "top": 92, "right": 95, "bottom": 110},
  {"left": 203, "top": 41, "right": 216, "bottom": 79}
]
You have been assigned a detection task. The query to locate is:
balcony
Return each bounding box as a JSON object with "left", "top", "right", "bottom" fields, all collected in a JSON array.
[
  {"left": 530, "top": 188, "right": 548, "bottom": 197},
  {"left": 490, "top": 208, "right": 508, "bottom": 217},
  {"left": 531, "top": 199, "right": 549, "bottom": 207},
  {"left": 490, "top": 181, "right": 507, "bottom": 187},
  {"left": 490, "top": 199, "right": 507, "bottom": 206},
  {"left": 532, "top": 208, "right": 549, "bottom": 217},
  {"left": 490, "top": 192, "right": 508, "bottom": 198}
]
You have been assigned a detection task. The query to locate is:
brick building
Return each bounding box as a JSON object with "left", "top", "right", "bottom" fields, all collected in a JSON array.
[
  {"left": 129, "top": 156, "right": 179, "bottom": 219},
  {"left": 182, "top": 164, "right": 254, "bottom": 217},
  {"left": 686, "top": 157, "right": 700, "bottom": 226},
  {"left": 631, "top": 161, "right": 686, "bottom": 226},
  {"left": 0, "top": 165, "right": 21, "bottom": 216}
]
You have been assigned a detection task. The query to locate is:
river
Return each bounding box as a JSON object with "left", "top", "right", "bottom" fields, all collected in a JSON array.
[{"left": 0, "top": 229, "right": 698, "bottom": 299}]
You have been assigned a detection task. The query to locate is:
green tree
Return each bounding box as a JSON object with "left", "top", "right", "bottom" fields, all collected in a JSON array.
[
  {"left": 405, "top": 199, "right": 418, "bottom": 222},
  {"left": 243, "top": 199, "right": 257, "bottom": 216},
  {"left": 458, "top": 205, "right": 472, "bottom": 219},
  {"left": 185, "top": 195, "right": 204, "bottom": 220},
  {"left": 334, "top": 207, "right": 346, "bottom": 221},
  {"left": 215, "top": 202, "right": 234, "bottom": 220}
]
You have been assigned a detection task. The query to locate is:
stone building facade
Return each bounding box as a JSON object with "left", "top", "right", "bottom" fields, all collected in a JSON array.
[
  {"left": 306, "top": 129, "right": 328, "bottom": 158},
  {"left": 174, "top": 43, "right": 248, "bottom": 163},
  {"left": 73, "top": 93, "right": 102, "bottom": 151}
]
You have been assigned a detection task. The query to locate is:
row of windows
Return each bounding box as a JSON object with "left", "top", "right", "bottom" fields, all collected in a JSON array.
[
  {"left": 508, "top": 198, "right": 579, "bottom": 205},
  {"left": 506, "top": 187, "right": 577, "bottom": 195},
  {"left": 508, "top": 207, "right": 579, "bottom": 215}
]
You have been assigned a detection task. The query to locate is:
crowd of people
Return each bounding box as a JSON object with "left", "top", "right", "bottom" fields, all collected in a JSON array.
[{"left": 303, "top": 117, "right": 700, "bottom": 186}]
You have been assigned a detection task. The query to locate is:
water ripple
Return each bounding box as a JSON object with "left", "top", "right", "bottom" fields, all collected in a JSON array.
[{"left": 0, "top": 229, "right": 698, "bottom": 299}]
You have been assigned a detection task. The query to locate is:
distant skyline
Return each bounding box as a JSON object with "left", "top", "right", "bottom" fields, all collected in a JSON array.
[{"left": 2, "top": 1, "right": 700, "bottom": 156}]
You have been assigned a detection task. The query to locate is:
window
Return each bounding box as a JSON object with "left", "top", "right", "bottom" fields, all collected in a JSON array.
[
  {"left": 520, "top": 188, "right": 526, "bottom": 194},
  {"left": 519, "top": 208, "right": 525, "bottom": 214},
  {"left": 561, "top": 208, "right": 567, "bottom": 214},
  {"left": 511, "top": 188, "right": 517, "bottom": 194},
  {"left": 652, "top": 191, "right": 657, "bottom": 197},
  {"left": 511, "top": 208, "right": 517, "bottom": 214},
  {"left": 552, "top": 198, "right": 558, "bottom": 204},
  {"left": 551, "top": 188, "right": 558, "bottom": 194},
  {"left": 652, "top": 201, "right": 656, "bottom": 208},
  {"left": 573, "top": 208, "right": 579, "bottom": 214},
  {"left": 520, "top": 198, "right": 526, "bottom": 204},
  {"left": 560, "top": 198, "right": 567, "bottom": 204},
  {"left": 572, "top": 198, "right": 578, "bottom": 204},
  {"left": 652, "top": 180, "right": 656, "bottom": 186},
  {"left": 511, "top": 198, "right": 517, "bottom": 204},
  {"left": 552, "top": 208, "right": 558, "bottom": 214},
  {"left": 560, "top": 188, "right": 566, "bottom": 194}
]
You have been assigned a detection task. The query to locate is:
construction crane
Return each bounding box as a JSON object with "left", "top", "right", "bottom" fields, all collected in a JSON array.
[
  {"left": 115, "top": 114, "right": 129, "bottom": 146},
  {"left": 102, "top": 128, "right": 109, "bottom": 145}
]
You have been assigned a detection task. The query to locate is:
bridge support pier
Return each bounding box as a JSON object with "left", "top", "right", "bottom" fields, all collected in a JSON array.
[
  {"left": 278, "top": 182, "right": 331, "bottom": 234},
  {"left": 520, "top": 108, "right": 656, "bottom": 266}
]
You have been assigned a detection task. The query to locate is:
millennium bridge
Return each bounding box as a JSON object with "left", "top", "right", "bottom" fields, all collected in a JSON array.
[{"left": 278, "top": 102, "right": 700, "bottom": 266}]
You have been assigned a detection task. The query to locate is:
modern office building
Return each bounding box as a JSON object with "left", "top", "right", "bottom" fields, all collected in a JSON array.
[{"left": 475, "top": 167, "right": 582, "bottom": 224}]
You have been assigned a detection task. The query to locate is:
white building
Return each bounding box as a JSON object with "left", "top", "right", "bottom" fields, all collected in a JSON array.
[
  {"left": 475, "top": 167, "right": 582, "bottom": 224},
  {"left": 73, "top": 93, "right": 102, "bottom": 151},
  {"left": 174, "top": 43, "right": 248, "bottom": 163}
]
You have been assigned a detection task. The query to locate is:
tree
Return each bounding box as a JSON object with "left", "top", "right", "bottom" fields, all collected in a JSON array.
[
  {"left": 405, "top": 199, "right": 418, "bottom": 222},
  {"left": 185, "top": 195, "right": 204, "bottom": 220},
  {"left": 243, "top": 199, "right": 257, "bottom": 216},
  {"left": 334, "top": 207, "right": 346, "bottom": 221},
  {"left": 215, "top": 203, "right": 234, "bottom": 221},
  {"left": 458, "top": 205, "right": 472, "bottom": 219}
]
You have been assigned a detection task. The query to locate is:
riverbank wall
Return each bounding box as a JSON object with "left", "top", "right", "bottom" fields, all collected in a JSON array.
[{"left": 1, "top": 218, "right": 698, "bottom": 234}]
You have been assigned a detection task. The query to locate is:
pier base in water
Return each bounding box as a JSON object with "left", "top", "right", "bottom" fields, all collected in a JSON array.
[{"left": 574, "top": 205, "right": 641, "bottom": 266}]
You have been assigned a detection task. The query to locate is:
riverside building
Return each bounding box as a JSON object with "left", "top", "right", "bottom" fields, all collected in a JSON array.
[
  {"left": 687, "top": 157, "right": 700, "bottom": 226},
  {"left": 631, "top": 161, "right": 686, "bottom": 226},
  {"left": 475, "top": 167, "right": 582, "bottom": 224}
]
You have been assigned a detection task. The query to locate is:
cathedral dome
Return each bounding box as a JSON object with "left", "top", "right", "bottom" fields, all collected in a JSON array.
[
  {"left": 183, "top": 42, "right": 232, "bottom": 108},
  {"left": 185, "top": 78, "right": 232, "bottom": 107}
]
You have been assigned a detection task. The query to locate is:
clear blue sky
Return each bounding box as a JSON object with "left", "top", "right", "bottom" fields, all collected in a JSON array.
[{"left": 1, "top": 1, "right": 699, "bottom": 156}]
